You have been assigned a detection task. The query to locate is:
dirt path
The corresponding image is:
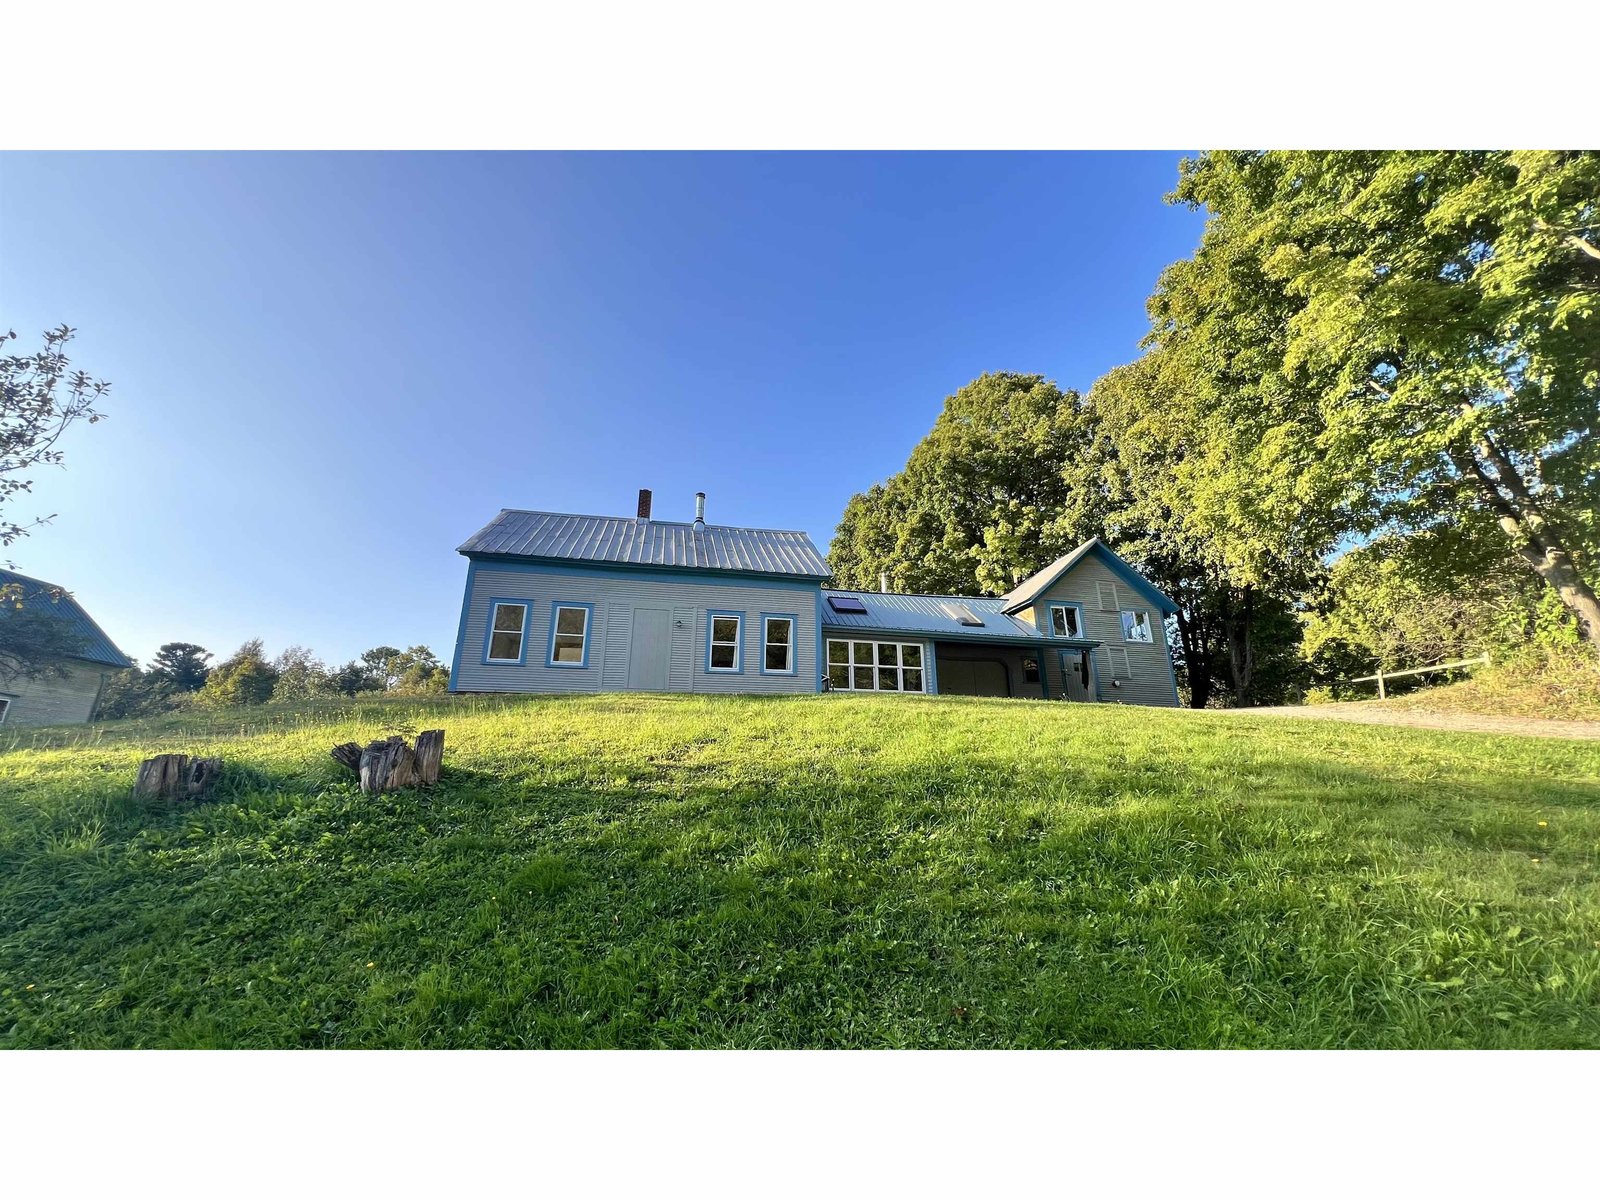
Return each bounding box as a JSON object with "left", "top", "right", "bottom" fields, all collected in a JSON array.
[{"left": 1238, "top": 702, "right": 1600, "bottom": 740}]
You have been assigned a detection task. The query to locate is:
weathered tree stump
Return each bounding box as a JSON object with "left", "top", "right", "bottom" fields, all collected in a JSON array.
[
  {"left": 332, "top": 730, "right": 443, "bottom": 792},
  {"left": 134, "top": 754, "right": 224, "bottom": 802}
]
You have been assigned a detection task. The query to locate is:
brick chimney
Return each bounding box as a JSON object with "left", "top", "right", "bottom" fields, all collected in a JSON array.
[{"left": 637, "top": 489, "right": 652, "bottom": 520}]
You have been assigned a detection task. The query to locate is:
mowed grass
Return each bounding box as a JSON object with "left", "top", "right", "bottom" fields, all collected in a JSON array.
[{"left": 2, "top": 693, "right": 1598, "bottom": 1048}]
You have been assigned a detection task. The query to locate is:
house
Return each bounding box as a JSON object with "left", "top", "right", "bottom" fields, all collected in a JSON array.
[
  {"left": 448, "top": 491, "right": 1180, "bottom": 705},
  {"left": 0, "top": 569, "right": 133, "bottom": 727}
]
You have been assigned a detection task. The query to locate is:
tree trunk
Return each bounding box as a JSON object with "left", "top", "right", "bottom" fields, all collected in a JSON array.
[
  {"left": 1174, "top": 607, "right": 1214, "bottom": 709},
  {"left": 1221, "top": 585, "right": 1256, "bottom": 704},
  {"left": 1452, "top": 440, "right": 1600, "bottom": 648}
]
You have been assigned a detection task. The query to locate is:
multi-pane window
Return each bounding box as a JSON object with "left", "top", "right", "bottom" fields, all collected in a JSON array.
[
  {"left": 549, "top": 604, "right": 590, "bottom": 665},
  {"left": 1120, "top": 610, "right": 1153, "bottom": 643},
  {"left": 762, "top": 615, "right": 794, "bottom": 673},
  {"left": 1049, "top": 603, "right": 1083, "bottom": 638},
  {"left": 487, "top": 601, "right": 528, "bottom": 662},
  {"left": 826, "top": 639, "right": 925, "bottom": 693},
  {"left": 708, "top": 613, "right": 742, "bottom": 671}
]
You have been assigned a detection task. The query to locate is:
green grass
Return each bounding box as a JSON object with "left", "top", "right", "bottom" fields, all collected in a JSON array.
[{"left": 3, "top": 692, "right": 1599, "bottom": 1048}]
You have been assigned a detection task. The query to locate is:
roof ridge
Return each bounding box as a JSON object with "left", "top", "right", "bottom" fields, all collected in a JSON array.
[
  {"left": 497, "top": 508, "right": 814, "bottom": 536},
  {"left": 825, "top": 587, "right": 1007, "bottom": 601}
]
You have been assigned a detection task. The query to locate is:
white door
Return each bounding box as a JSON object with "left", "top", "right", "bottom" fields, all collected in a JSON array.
[{"left": 627, "top": 607, "right": 671, "bottom": 690}]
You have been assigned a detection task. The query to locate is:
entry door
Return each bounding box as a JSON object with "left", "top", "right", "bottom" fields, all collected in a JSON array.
[
  {"left": 1059, "top": 650, "right": 1092, "bottom": 701},
  {"left": 627, "top": 607, "right": 671, "bottom": 690}
]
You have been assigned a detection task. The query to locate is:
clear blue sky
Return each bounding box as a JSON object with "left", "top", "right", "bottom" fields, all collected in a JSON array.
[{"left": 0, "top": 152, "right": 1203, "bottom": 667}]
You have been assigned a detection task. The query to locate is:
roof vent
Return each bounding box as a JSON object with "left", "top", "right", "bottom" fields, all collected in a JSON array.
[
  {"left": 879, "top": 570, "right": 889, "bottom": 592},
  {"left": 637, "top": 489, "right": 652, "bottom": 520},
  {"left": 693, "top": 491, "right": 706, "bottom": 530}
]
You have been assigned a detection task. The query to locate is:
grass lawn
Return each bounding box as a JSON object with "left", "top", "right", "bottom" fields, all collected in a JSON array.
[{"left": 2, "top": 692, "right": 1598, "bottom": 1048}]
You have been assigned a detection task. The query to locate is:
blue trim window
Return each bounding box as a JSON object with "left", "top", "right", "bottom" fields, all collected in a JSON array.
[
  {"left": 706, "top": 610, "right": 743, "bottom": 673},
  {"left": 485, "top": 599, "right": 530, "bottom": 664},
  {"left": 1048, "top": 603, "right": 1083, "bottom": 638},
  {"left": 547, "top": 602, "right": 593, "bottom": 667},
  {"left": 760, "top": 612, "right": 797, "bottom": 675},
  {"left": 1121, "top": 610, "right": 1154, "bottom": 643}
]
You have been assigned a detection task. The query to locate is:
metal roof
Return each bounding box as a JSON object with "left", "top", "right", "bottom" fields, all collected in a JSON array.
[
  {"left": 821, "top": 590, "right": 1073, "bottom": 643},
  {"left": 1000, "top": 538, "right": 1178, "bottom": 615},
  {"left": 459, "top": 509, "right": 832, "bottom": 579},
  {"left": 0, "top": 569, "right": 133, "bottom": 669}
]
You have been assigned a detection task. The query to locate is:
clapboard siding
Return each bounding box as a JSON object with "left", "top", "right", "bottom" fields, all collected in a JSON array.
[
  {"left": 1031, "top": 556, "right": 1179, "bottom": 707},
  {"left": 1, "top": 658, "right": 112, "bottom": 727},
  {"left": 450, "top": 561, "right": 818, "bottom": 695}
]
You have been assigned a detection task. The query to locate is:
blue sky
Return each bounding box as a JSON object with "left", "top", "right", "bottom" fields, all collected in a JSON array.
[{"left": 0, "top": 152, "right": 1203, "bottom": 667}]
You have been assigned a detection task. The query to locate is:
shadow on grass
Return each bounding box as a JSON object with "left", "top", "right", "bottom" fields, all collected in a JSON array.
[{"left": 2, "top": 724, "right": 1598, "bottom": 1049}]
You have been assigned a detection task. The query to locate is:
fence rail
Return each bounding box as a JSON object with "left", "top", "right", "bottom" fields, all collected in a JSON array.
[{"left": 1344, "top": 652, "right": 1492, "bottom": 699}]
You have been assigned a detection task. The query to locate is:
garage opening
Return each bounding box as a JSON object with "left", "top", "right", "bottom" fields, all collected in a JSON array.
[{"left": 935, "top": 656, "right": 1011, "bottom": 698}]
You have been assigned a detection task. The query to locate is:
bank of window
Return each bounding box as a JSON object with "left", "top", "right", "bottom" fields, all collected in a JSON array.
[
  {"left": 487, "top": 601, "right": 529, "bottom": 663},
  {"left": 549, "top": 604, "right": 591, "bottom": 665},
  {"left": 826, "top": 639, "right": 925, "bottom": 692},
  {"left": 1121, "top": 610, "right": 1153, "bottom": 643},
  {"left": 1049, "top": 603, "right": 1083, "bottom": 638},
  {"left": 708, "top": 613, "right": 743, "bottom": 672},
  {"left": 762, "top": 615, "right": 795, "bottom": 673}
]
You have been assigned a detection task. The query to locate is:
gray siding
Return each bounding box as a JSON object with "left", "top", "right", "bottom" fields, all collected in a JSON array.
[
  {"left": 1, "top": 658, "right": 111, "bottom": 727},
  {"left": 452, "top": 563, "right": 819, "bottom": 695},
  {"left": 1028, "top": 557, "right": 1179, "bottom": 707}
]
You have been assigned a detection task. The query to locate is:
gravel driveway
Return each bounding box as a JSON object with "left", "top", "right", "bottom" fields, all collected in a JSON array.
[{"left": 1237, "top": 702, "right": 1600, "bottom": 740}]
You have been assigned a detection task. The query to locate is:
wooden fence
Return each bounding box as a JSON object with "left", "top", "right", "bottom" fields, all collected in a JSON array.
[{"left": 1344, "top": 651, "right": 1492, "bottom": 699}]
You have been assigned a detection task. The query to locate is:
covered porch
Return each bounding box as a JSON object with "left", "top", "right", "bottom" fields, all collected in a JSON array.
[{"left": 933, "top": 639, "right": 1099, "bottom": 700}]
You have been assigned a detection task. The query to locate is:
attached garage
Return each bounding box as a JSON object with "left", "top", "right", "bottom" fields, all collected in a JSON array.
[{"left": 935, "top": 657, "right": 1011, "bottom": 697}]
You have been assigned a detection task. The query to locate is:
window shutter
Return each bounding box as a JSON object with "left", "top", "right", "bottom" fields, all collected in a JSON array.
[
  {"left": 1097, "top": 581, "right": 1119, "bottom": 611},
  {"left": 1114, "top": 647, "right": 1133, "bottom": 678}
]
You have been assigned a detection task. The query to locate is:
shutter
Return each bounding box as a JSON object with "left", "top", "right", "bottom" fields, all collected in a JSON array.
[{"left": 1097, "top": 580, "right": 1119, "bottom": 611}]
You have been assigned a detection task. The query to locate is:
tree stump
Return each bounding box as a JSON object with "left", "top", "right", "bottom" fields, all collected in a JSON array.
[
  {"left": 135, "top": 754, "right": 223, "bottom": 802},
  {"left": 332, "top": 730, "right": 444, "bottom": 792}
]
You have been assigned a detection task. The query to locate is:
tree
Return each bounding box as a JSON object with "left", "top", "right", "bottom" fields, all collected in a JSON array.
[
  {"left": 360, "top": 645, "right": 404, "bottom": 690},
  {"left": 1157, "top": 151, "right": 1600, "bottom": 646},
  {"left": 328, "top": 660, "right": 384, "bottom": 697},
  {"left": 94, "top": 662, "right": 186, "bottom": 721},
  {"left": 830, "top": 373, "right": 1104, "bottom": 594},
  {"left": 271, "top": 645, "right": 332, "bottom": 701},
  {"left": 197, "top": 639, "right": 278, "bottom": 707},
  {"left": 149, "top": 642, "right": 212, "bottom": 692},
  {"left": 0, "top": 591, "right": 88, "bottom": 684},
  {"left": 389, "top": 645, "right": 449, "bottom": 695},
  {"left": 0, "top": 326, "right": 113, "bottom": 555}
]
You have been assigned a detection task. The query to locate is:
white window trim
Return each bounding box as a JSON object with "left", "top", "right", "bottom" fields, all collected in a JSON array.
[
  {"left": 1048, "top": 602, "right": 1084, "bottom": 639},
  {"left": 761, "top": 615, "right": 795, "bottom": 675},
  {"left": 825, "top": 639, "right": 927, "bottom": 693},
  {"left": 707, "top": 611, "right": 743, "bottom": 673},
  {"left": 548, "top": 603, "right": 592, "bottom": 667},
  {"left": 486, "top": 601, "right": 529, "bottom": 664},
  {"left": 1121, "top": 609, "right": 1154, "bottom": 644}
]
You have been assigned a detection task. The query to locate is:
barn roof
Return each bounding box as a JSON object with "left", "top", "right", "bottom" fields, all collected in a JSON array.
[
  {"left": 458, "top": 509, "right": 832, "bottom": 579},
  {"left": 0, "top": 569, "right": 133, "bottom": 669}
]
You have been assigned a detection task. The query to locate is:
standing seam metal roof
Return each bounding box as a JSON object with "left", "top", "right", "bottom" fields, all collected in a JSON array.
[
  {"left": 0, "top": 568, "right": 133, "bottom": 669},
  {"left": 458, "top": 510, "right": 832, "bottom": 578},
  {"left": 820, "top": 590, "right": 1061, "bottom": 641}
]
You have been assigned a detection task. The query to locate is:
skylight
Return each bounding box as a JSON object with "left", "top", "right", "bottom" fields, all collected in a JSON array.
[
  {"left": 940, "top": 602, "right": 985, "bottom": 627},
  {"left": 827, "top": 595, "right": 869, "bottom": 614}
]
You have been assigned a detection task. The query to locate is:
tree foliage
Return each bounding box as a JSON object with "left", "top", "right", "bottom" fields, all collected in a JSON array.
[
  {"left": 149, "top": 642, "right": 212, "bottom": 692},
  {"left": 197, "top": 639, "right": 279, "bottom": 707},
  {"left": 1150, "top": 150, "right": 1600, "bottom": 644},
  {"left": 0, "top": 589, "right": 88, "bottom": 684},
  {"left": 0, "top": 326, "right": 113, "bottom": 554}
]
